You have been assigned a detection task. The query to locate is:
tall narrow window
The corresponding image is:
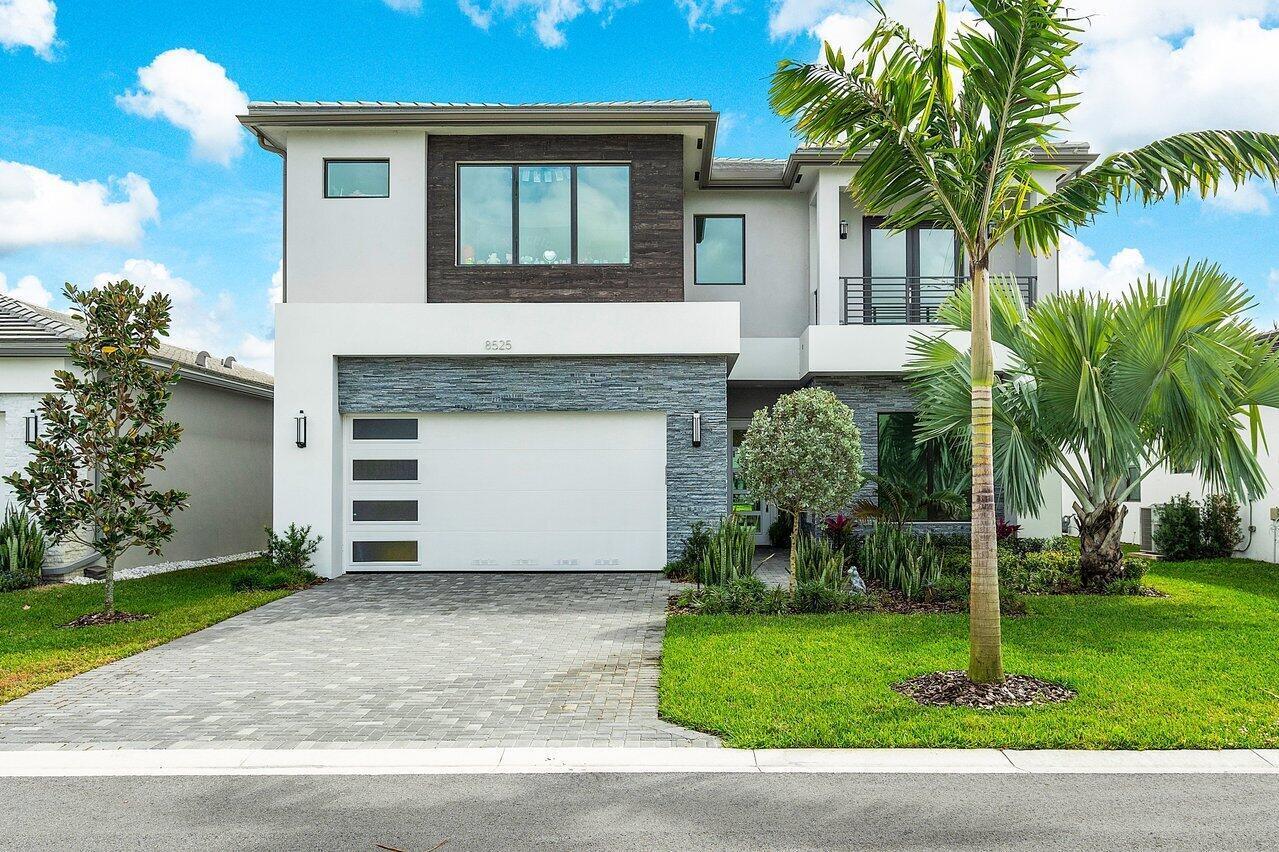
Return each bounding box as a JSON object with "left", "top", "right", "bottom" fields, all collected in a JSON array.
[
  {"left": 325, "top": 160, "right": 389, "bottom": 198},
  {"left": 877, "top": 412, "right": 971, "bottom": 521},
  {"left": 518, "top": 166, "right": 572, "bottom": 265},
  {"left": 456, "top": 164, "right": 630, "bottom": 266},
  {"left": 458, "top": 165, "right": 514, "bottom": 265},
  {"left": 693, "top": 214, "right": 746, "bottom": 285},
  {"left": 577, "top": 165, "right": 630, "bottom": 264}
]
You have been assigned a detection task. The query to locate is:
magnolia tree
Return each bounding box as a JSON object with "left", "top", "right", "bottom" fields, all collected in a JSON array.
[
  {"left": 735, "top": 388, "right": 865, "bottom": 588},
  {"left": 5, "top": 280, "right": 189, "bottom": 620}
]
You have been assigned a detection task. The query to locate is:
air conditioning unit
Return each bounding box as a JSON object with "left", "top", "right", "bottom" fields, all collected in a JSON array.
[{"left": 1140, "top": 507, "right": 1157, "bottom": 554}]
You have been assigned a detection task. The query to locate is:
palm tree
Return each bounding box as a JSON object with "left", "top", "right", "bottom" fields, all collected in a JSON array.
[
  {"left": 770, "top": 0, "right": 1279, "bottom": 683},
  {"left": 907, "top": 264, "right": 1279, "bottom": 587}
]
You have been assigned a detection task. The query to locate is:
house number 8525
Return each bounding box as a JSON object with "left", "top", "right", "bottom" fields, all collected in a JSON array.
[{"left": 484, "top": 339, "right": 513, "bottom": 351}]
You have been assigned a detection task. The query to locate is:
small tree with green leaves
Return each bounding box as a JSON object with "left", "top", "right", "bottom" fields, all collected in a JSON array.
[
  {"left": 735, "top": 388, "right": 865, "bottom": 588},
  {"left": 4, "top": 280, "right": 189, "bottom": 618}
]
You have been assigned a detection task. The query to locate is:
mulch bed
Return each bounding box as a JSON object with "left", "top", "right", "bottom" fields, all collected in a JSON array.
[
  {"left": 63, "top": 611, "right": 152, "bottom": 628},
  {"left": 869, "top": 590, "right": 966, "bottom": 615},
  {"left": 893, "top": 670, "right": 1076, "bottom": 709}
]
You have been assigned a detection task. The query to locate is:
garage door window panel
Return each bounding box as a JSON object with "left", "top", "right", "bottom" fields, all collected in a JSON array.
[
  {"left": 352, "top": 500, "right": 419, "bottom": 522},
  {"left": 352, "top": 458, "right": 419, "bottom": 481},
  {"left": 352, "top": 540, "right": 419, "bottom": 563},
  {"left": 352, "top": 418, "right": 419, "bottom": 441}
]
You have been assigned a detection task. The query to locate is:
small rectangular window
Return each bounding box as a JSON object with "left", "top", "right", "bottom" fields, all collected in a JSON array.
[
  {"left": 325, "top": 160, "right": 390, "bottom": 198},
  {"left": 352, "top": 540, "right": 418, "bottom": 563},
  {"left": 352, "top": 500, "right": 418, "bottom": 522},
  {"left": 352, "top": 418, "right": 418, "bottom": 440},
  {"left": 694, "top": 215, "right": 746, "bottom": 285},
  {"left": 1123, "top": 466, "right": 1142, "bottom": 502},
  {"left": 352, "top": 459, "right": 418, "bottom": 481}
]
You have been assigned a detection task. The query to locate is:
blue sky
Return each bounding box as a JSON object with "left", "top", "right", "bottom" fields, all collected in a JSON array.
[{"left": 2, "top": 0, "right": 1278, "bottom": 370}]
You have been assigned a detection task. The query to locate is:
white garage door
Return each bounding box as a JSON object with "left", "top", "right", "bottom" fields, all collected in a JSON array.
[{"left": 342, "top": 411, "right": 667, "bottom": 571}]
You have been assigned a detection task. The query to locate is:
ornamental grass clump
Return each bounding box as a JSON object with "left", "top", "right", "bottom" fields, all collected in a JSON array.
[
  {"left": 693, "top": 516, "right": 755, "bottom": 587},
  {"left": 0, "top": 507, "right": 46, "bottom": 592},
  {"left": 860, "top": 522, "right": 942, "bottom": 601}
]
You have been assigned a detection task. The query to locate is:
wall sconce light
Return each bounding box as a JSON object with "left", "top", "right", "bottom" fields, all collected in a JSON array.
[
  {"left": 1061, "top": 515, "right": 1073, "bottom": 535},
  {"left": 839, "top": 219, "right": 849, "bottom": 240},
  {"left": 691, "top": 410, "right": 702, "bottom": 448},
  {"left": 24, "top": 410, "right": 39, "bottom": 446},
  {"left": 294, "top": 410, "right": 307, "bottom": 448}
]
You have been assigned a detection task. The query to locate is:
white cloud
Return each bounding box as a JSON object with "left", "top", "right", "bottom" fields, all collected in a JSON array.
[
  {"left": 268, "top": 259, "right": 283, "bottom": 307},
  {"left": 0, "top": 0, "right": 56, "bottom": 59},
  {"left": 382, "top": 0, "right": 422, "bottom": 10},
  {"left": 677, "top": 0, "right": 734, "bottom": 30},
  {"left": 1269, "top": 268, "right": 1279, "bottom": 292},
  {"left": 0, "top": 161, "right": 158, "bottom": 253},
  {"left": 0, "top": 272, "right": 53, "bottom": 306},
  {"left": 235, "top": 333, "right": 274, "bottom": 373},
  {"left": 116, "top": 49, "right": 249, "bottom": 165},
  {"left": 1058, "top": 236, "right": 1160, "bottom": 300},
  {"left": 1204, "top": 180, "right": 1274, "bottom": 216},
  {"left": 777, "top": 2, "right": 1279, "bottom": 169}
]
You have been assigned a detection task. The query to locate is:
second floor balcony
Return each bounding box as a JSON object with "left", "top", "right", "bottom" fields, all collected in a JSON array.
[{"left": 840, "top": 275, "right": 1037, "bottom": 325}]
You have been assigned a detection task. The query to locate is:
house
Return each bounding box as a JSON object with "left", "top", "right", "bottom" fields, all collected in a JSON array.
[
  {"left": 239, "top": 99, "right": 1090, "bottom": 579},
  {"left": 1118, "top": 332, "right": 1279, "bottom": 563},
  {"left": 0, "top": 295, "right": 274, "bottom": 576}
]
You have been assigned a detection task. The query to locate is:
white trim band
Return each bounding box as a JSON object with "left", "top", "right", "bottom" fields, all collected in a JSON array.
[{"left": 2, "top": 747, "right": 1276, "bottom": 777}]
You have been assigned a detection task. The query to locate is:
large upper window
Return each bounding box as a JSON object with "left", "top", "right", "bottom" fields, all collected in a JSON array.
[
  {"left": 457, "top": 164, "right": 631, "bottom": 266},
  {"left": 325, "top": 160, "right": 390, "bottom": 198},
  {"left": 877, "top": 412, "right": 971, "bottom": 522},
  {"left": 694, "top": 214, "right": 745, "bottom": 285}
]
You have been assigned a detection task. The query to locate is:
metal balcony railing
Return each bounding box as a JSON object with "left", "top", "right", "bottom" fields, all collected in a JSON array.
[{"left": 841, "top": 275, "right": 1037, "bottom": 325}]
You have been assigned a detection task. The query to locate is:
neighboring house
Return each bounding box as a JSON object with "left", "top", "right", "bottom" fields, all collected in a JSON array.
[
  {"left": 1119, "top": 332, "right": 1279, "bottom": 563},
  {"left": 0, "top": 295, "right": 274, "bottom": 575},
  {"left": 240, "top": 99, "right": 1090, "bottom": 578}
]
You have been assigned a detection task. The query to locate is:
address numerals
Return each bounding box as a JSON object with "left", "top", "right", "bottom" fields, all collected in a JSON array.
[{"left": 483, "top": 339, "right": 513, "bottom": 351}]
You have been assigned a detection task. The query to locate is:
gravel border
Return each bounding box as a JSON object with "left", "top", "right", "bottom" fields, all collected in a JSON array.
[{"left": 66, "top": 552, "right": 263, "bottom": 585}]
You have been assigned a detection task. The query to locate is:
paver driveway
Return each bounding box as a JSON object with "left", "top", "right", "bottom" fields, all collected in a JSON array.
[{"left": 0, "top": 573, "right": 716, "bottom": 750}]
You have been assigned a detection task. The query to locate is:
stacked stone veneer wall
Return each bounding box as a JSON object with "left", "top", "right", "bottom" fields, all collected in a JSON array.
[
  {"left": 336, "top": 356, "right": 729, "bottom": 561},
  {"left": 1, "top": 393, "right": 94, "bottom": 568}
]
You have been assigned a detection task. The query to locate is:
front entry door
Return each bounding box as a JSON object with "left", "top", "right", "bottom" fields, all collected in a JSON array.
[{"left": 730, "top": 422, "right": 777, "bottom": 546}]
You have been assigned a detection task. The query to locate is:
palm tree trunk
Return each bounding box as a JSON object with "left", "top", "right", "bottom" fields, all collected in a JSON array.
[
  {"left": 104, "top": 554, "right": 116, "bottom": 616},
  {"left": 968, "top": 261, "right": 1004, "bottom": 684},
  {"left": 788, "top": 511, "right": 800, "bottom": 591},
  {"left": 1076, "top": 501, "right": 1127, "bottom": 590}
]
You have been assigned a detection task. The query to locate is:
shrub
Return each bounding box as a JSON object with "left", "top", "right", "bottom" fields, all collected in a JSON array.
[
  {"left": 0, "top": 507, "right": 46, "bottom": 592},
  {"left": 1154, "top": 494, "right": 1202, "bottom": 560},
  {"left": 265, "top": 523, "right": 321, "bottom": 573},
  {"left": 664, "top": 521, "right": 714, "bottom": 581},
  {"left": 821, "top": 513, "right": 860, "bottom": 561},
  {"left": 859, "top": 522, "right": 942, "bottom": 601},
  {"left": 1201, "top": 494, "right": 1241, "bottom": 558},
  {"left": 795, "top": 534, "right": 845, "bottom": 589},
  {"left": 674, "top": 576, "right": 872, "bottom": 615},
  {"left": 995, "top": 519, "right": 1021, "bottom": 541},
  {"left": 694, "top": 516, "right": 756, "bottom": 586},
  {"left": 767, "top": 512, "right": 793, "bottom": 548},
  {"left": 999, "top": 548, "right": 1080, "bottom": 594},
  {"left": 230, "top": 561, "right": 318, "bottom": 592}
]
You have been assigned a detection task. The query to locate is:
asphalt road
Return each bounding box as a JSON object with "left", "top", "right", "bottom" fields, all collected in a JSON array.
[{"left": 3, "top": 772, "right": 1277, "bottom": 850}]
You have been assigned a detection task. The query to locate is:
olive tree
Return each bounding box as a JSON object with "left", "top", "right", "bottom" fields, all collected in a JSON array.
[
  {"left": 735, "top": 388, "right": 865, "bottom": 588},
  {"left": 5, "top": 280, "right": 189, "bottom": 620}
]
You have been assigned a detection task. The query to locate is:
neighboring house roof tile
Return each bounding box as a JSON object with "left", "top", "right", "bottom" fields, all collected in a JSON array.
[
  {"left": 246, "top": 99, "right": 712, "bottom": 110},
  {"left": 0, "top": 295, "right": 274, "bottom": 392}
]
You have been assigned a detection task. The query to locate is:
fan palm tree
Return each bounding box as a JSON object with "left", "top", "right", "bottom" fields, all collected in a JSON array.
[
  {"left": 770, "top": 0, "right": 1279, "bottom": 682},
  {"left": 907, "top": 264, "right": 1279, "bottom": 587}
]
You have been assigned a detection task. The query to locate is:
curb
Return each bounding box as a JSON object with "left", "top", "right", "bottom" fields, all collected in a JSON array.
[{"left": 2, "top": 747, "right": 1276, "bottom": 776}]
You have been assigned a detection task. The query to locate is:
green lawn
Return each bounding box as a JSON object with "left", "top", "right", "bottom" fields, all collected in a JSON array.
[
  {"left": 660, "top": 558, "right": 1279, "bottom": 749},
  {"left": 0, "top": 560, "right": 297, "bottom": 705}
]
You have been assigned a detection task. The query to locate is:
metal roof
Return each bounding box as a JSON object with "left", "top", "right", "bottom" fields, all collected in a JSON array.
[
  {"left": 0, "top": 295, "right": 274, "bottom": 392},
  {"left": 247, "top": 99, "right": 711, "bottom": 110}
]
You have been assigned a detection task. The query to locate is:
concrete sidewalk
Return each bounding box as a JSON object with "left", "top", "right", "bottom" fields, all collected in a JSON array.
[{"left": 4, "top": 746, "right": 1277, "bottom": 776}]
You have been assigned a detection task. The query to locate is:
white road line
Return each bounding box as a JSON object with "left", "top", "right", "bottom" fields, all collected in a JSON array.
[{"left": 3, "top": 747, "right": 1279, "bottom": 776}]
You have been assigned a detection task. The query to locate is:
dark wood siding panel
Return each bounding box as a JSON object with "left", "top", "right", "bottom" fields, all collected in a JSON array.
[{"left": 427, "top": 135, "right": 684, "bottom": 302}]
